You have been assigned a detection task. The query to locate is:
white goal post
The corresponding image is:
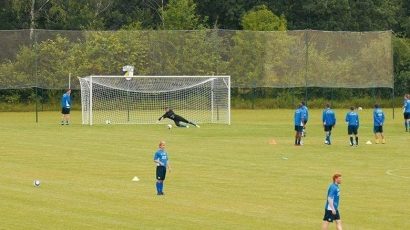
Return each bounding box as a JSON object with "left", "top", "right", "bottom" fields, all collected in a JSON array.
[{"left": 78, "top": 75, "right": 231, "bottom": 125}]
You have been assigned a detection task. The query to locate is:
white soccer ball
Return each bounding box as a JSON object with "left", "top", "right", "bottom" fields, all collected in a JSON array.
[
  {"left": 358, "top": 107, "right": 363, "bottom": 111},
  {"left": 167, "top": 124, "right": 172, "bottom": 129},
  {"left": 33, "top": 180, "right": 41, "bottom": 187},
  {"left": 105, "top": 120, "right": 111, "bottom": 124}
]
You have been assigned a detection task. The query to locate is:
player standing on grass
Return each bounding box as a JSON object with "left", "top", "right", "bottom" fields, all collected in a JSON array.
[
  {"left": 158, "top": 107, "right": 200, "bottom": 128},
  {"left": 154, "top": 141, "right": 171, "bottom": 195},
  {"left": 322, "top": 103, "right": 336, "bottom": 145},
  {"left": 345, "top": 107, "right": 359, "bottom": 146},
  {"left": 294, "top": 104, "right": 304, "bottom": 146},
  {"left": 61, "top": 89, "right": 71, "bottom": 125},
  {"left": 403, "top": 94, "right": 410, "bottom": 132},
  {"left": 373, "top": 104, "right": 385, "bottom": 144},
  {"left": 322, "top": 173, "right": 342, "bottom": 230},
  {"left": 301, "top": 101, "right": 309, "bottom": 137}
]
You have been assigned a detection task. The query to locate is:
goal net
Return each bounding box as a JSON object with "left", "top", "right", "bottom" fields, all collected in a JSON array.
[{"left": 78, "top": 76, "right": 231, "bottom": 125}]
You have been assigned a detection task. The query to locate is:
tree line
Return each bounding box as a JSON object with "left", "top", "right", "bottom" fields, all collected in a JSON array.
[
  {"left": 0, "top": 0, "right": 408, "bottom": 36},
  {"left": 0, "top": 0, "right": 408, "bottom": 110}
]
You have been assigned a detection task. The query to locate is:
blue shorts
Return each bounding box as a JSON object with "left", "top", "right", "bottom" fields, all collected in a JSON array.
[{"left": 348, "top": 125, "right": 358, "bottom": 135}]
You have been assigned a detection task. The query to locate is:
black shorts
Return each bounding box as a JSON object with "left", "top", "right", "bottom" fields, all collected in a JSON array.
[
  {"left": 294, "top": 125, "right": 303, "bottom": 132},
  {"left": 374, "top": 126, "right": 383, "bottom": 133},
  {"left": 324, "top": 125, "right": 333, "bottom": 132},
  {"left": 323, "top": 209, "right": 340, "bottom": 222},
  {"left": 156, "top": 166, "right": 167, "bottom": 180},
  {"left": 61, "top": 107, "right": 70, "bottom": 114},
  {"left": 348, "top": 125, "right": 358, "bottom": 135},
  {"left": 404, "top": 112, "right": 410, "bottom": 119}
]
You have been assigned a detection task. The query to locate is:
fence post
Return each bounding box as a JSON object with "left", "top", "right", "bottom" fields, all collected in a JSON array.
[
  {"left": 33, "top": 29, "right": 39, "bottom": 123},
  {"left": 392, "top": 86, "right": 395, "bottom": 120},
  {"left": 304, "top": 30, "right": 309, "bottom": 106}
]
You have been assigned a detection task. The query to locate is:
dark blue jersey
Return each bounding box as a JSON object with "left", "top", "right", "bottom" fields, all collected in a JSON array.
[
  {"left": 404, "top": 99, "right": 410, "bottom": 113},
  {"left": 322, "top": 108, "right": 336, "bottom": 126},
  {"left": 373, "top": 108, "right": 385, "bottom": 126},
  {"left": 301, "top": 105, "right": 309, "bottom": 121},
  {"left": 325, "top": 183, "right": 340, "bottom": 210},
  {"left": 154, "top": 149, "right": 169, "bottom": 167},
  {"left": 61, "top": 93, "right": 71, "bottom": 108},
  {"left": 345, "top": 111, "right": 359, "bottom": 127},
  {"left": 294, "top": 108, "right": 304, "bottom": 126}
]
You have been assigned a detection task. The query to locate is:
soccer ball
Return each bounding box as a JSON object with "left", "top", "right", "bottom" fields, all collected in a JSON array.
[
  {"left": 358, "top": 107, "right": 363, "bottom": 111},
  {"left": 105, "top": 120, "right": 111, "bottom": 124},
  {"left": 167, "top": 124, "right": 172, "bottom": 129},
  {"left": 33, "top": 180, "right": 41, "bottom": 187}
]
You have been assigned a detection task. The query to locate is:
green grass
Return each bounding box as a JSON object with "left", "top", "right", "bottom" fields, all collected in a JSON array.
[{"left": 0, "top": 109, "right": 409, "bottom": 229}]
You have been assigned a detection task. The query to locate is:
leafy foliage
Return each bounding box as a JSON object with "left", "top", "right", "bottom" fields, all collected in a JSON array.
[{"left": 241, "top": 5, "right": 286, "bottom": 31}]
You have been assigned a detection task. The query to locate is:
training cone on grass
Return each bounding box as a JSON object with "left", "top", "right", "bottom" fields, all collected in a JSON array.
[
  {"left": 132, "top": 176, "right": 140, "bottom": 182},
  {"left": 269, "top": 139, "right": 277, "bottom": 145},
  {"left": 366, "top": 140, "right": 372, "bottom": 145}
]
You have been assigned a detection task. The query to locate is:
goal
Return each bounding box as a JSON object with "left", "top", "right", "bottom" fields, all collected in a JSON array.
[{"left": 78, "top": 76, "right": 231, "bottom": 125}]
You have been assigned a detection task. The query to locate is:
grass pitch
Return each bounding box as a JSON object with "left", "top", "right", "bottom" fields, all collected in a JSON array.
[{"left": 0, "top": 109, "right": 409, "bottom": 229}]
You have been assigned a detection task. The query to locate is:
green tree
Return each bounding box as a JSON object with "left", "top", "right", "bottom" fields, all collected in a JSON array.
[
  {"left": 101, "top": 0, "right": 159, "bottom": 30},
  {"left": 241, "top": 5, "right": 286, "bottom": 31},
  {"left": 161, "top": 0, "right": 205, "bottom": 30},
  {"left": 229, "top": 6, "right": 290, "bottom": 87},
  {"left": 196, "top": 0, "right": 279, "bottom": 30},
  {"left": 393, "top": 37, "right": 410, "bottom": 95},
  {"left": 0, "top": 0, "right": 32, "bottom": 29}
]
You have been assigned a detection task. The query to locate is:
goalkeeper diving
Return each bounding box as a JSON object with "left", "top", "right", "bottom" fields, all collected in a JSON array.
[{"left": 158, "top": 107, "right": 200, "bottom": 128}]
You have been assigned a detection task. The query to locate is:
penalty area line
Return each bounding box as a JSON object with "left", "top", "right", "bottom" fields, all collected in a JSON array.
[{"left": 385, "top": 169, "right": 410, "bottom": 179}]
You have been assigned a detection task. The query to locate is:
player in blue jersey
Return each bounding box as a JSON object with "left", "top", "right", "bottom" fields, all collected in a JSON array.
[
  {"left": 158, "top": 107, "right": 200, "bottom": 128},
  {"left": 60, "top": 89, "right": 71, "bottom": 125},
  {"left": 301, "top": 101, "right": 309, "bottom": 137},
  {"left": 373, "top": 104, "right": 385, "bottom": 144},
  {"left": 294, "top": 104, "right": 304, "bottom": 146},
  {"left": 153, "top": 140, "right": 171, "bottom": 195},
  {"left": 345, "top": 107, "right": 359, "bottom": 146},
  {"left": 322, "top": 104, "right": 336, "bottom": 145},
  {"left": 403, "top": 94, "right": 410, "bottom": 132},
  {"left": 322, "top": 173, "right": 342, "bottom": 230}
]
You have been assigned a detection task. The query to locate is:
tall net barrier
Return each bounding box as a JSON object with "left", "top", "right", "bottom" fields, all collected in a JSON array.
[
  {"left": 78, "top": 76, "right": 230, "bottom": 125},
  {"left": 0, "top": 29, "right": 393, "bottom": 90}
]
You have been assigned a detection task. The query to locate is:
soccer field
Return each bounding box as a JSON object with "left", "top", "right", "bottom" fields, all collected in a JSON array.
[{"left": 0, "top": 109, "right": 409, "bottom": 229}]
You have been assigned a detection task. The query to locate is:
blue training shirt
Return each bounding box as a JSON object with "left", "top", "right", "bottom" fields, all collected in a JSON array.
[
  {"left": 345, "top": 111, "right": 359, "bottom": 127},
  {"left": 61, "top": 93, "right": 71, "bottom": 108},
  {"left": 322, "top": 108, "right": 336, "bottom": 126},
  {"left": 325, "top": 183, "right": 340, "bottom": 210},
  {"left": 404, "top": 99, "right": 410, "bottom": 113},
  {"left": 294, "top": 108, "right": 304, "bottom": 126},
  {"left": 373, "top": 108, "right": 385, "bottom": 126},
  {"left": 154, "top": 149, "right": 168, "bottom": 167},
  {"left": 301, "top": 105, "right": 309, "bottom": 121}
]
